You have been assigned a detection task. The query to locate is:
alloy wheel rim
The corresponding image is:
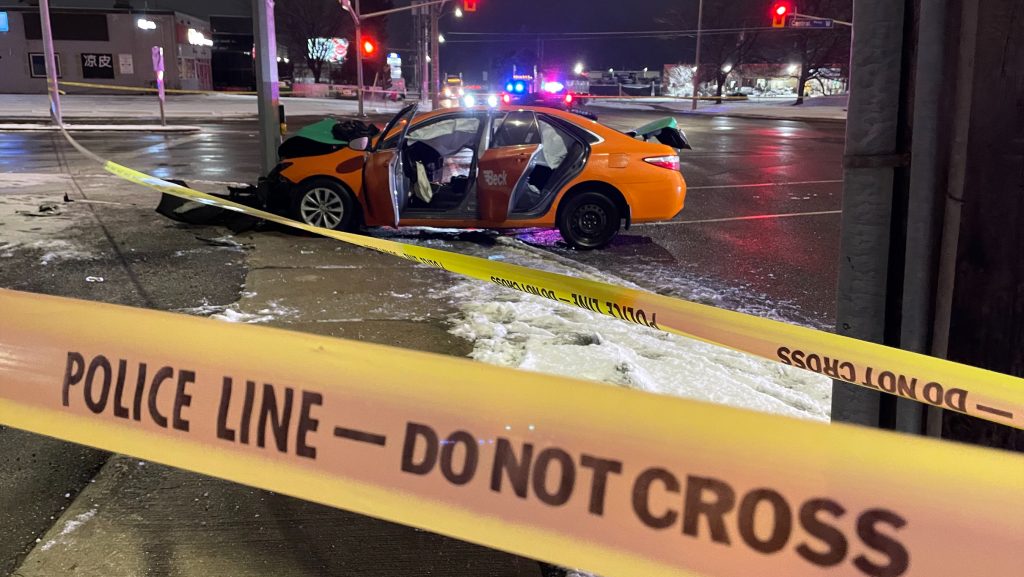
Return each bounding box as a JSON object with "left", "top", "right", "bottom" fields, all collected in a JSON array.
[{"left": 300, "top": 187, "right": 344, "bottom": 229}]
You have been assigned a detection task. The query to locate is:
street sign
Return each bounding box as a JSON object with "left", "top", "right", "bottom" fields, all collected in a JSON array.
[{"left": 790, "top": 17, "right": 834, "bottom": 28}]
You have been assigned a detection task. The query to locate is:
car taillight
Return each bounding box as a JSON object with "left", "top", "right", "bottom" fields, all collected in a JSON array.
[
  {"left": 502, "top": 93, "right": 511, "bottom": 104},
  {"left": 644, "top": 155, "right": 680, "bottom": 171},
  {"left": 564, "top": 93, "right": 573, "bottom": 104}
]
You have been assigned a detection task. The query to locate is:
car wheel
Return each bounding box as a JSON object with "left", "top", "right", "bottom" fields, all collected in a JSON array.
[
  {"left": 290, "top": 179, "right": 357, "bottom": 231},
  {"left": 558, "top": 191, "right": 621, "bottom": 250}
]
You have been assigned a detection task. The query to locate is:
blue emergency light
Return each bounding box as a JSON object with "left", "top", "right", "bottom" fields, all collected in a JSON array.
[
  {"left": 505, "top": 82, "right": 514, "bottom": 92},
  {"left": 0, "top": 12, "right": 9, "bottom": 33},
  {"left": 514, "top": 82, "right": 525, "bottom": 93}
]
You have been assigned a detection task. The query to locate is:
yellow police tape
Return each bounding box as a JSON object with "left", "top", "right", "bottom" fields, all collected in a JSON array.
[
  {"left": 89, "top": 155, "right": 1024, "bottom": 432},
  {"left": 1, "top": 288, "right": 1022, "bottom": 577}
]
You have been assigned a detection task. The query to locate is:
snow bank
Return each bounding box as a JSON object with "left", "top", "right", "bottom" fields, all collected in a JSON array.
[{"left": 386, "top": 230, "right": 833, "bottom": 422}]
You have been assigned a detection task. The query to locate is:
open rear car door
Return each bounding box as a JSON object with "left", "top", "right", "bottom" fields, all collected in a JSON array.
[
  {"left": 476, "top": 144, "right": 543, "bottom": 222},
  {"left": 362, "top": 103, "right": 418, "bottom": 226}
]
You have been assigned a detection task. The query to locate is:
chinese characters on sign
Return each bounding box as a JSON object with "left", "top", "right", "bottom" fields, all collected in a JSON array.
[{"left": 81, "top": 52, "right": 115, "bottom": 79}]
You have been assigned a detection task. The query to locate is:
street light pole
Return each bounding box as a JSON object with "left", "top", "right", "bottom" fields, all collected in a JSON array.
[
  {"left": 691, "top": 0, "right": 703, "bottom": 111},
  {"left": 354, "top": 0, "right": 365, "bottom": 116},
  {"left": 430, "top": 1, "right": 442, "bottom": 109},
  {"left": 39, "top": 0, "right": 62, "bottom": 125}
]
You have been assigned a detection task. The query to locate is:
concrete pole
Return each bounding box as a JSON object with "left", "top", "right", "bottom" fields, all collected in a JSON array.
[
  {"left": 430, "top": 2, "right": 440, "bottom": 109},
  {"left": 253, "top": 0, "right": 281, "bottom": 175},
  {"left": 690, "top": 0, "right": 703, "bottom": 111},
  {"left": 832, "top": 0, "right": 908, "bottom": 429},
  {"left": 38, "top": 0, "right": 62, "bottom": 126}
]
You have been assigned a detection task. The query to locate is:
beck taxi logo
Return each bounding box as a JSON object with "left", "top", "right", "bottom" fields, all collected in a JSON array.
[{"left": 483, "top": 169, "right": 508, "bottom": 187}]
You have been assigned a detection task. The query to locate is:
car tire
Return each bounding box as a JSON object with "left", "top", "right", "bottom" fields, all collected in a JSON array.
[
  {"left": 290, "top": 178, "right": 358, "bottom": 231},
  {"left": 558, "top": 191, "right": 621, "bottom": 250}
]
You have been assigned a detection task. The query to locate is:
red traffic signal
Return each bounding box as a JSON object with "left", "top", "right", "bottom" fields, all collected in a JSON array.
[
  {"left": 361, "top": 38, "right": 377, "bottom": 56},
  {"left": 464, "top": 0, "right": 478, "bottom": 12},
  {"left": 772, "top": 2, "right": 794, "bottom": 27}
]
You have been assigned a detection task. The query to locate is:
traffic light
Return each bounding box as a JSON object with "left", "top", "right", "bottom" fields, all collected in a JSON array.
[
  {"left": 772, "top": 2, "right": 794, "bottom": 27},
  {"left": 361, "top": 38, "right": 377, "bottom": 56},
  {"left": 464, "top": 0, "right": 477, "bottom": 12}
]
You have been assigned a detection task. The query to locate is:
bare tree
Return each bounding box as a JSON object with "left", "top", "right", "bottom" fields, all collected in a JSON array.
[
  {"left": 275, "top": 0, "right": 349, "bottom": 83},
  {"left": 657, "top": 0, "right": 765, "bottom": 103},
  {"left": 781, "top": 0, "right": 852, "bottom": 104}
]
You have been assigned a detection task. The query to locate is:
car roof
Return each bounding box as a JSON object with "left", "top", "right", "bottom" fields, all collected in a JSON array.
[{"left": 409, "top": 105, "right": 623, "bottom": 140}]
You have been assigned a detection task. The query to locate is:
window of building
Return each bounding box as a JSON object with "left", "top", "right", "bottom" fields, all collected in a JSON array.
[
  {"left": 23, "top": 12, "right": 109, "bottom": 41},
  {"left": 28, "top": 53, "right": 61, "bottom": 78}
]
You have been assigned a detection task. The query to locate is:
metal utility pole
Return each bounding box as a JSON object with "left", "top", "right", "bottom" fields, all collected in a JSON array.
[
  {"left": 355, "top": 0, "right": 365, "bottom": 116},
  {"left": 690, "top": 0, "right": 703, "bottom": 111},
  {"left": 835, "top": 0, "right": 1023, "bottom": 451},
  {"left": 430, "top": 2, "right": 441, "bottom": 109},
  {"left": 253, "top": 0, "right": 281, "bottom": 175},
  {"left": 339, "top": 0, "right": 448, "bottom": 110},
  {"left": 39, "top": 0, "right": 62, "bottom": 125},
  {"left": 421, "top": 4, "right": 429, "bottom": 104}
]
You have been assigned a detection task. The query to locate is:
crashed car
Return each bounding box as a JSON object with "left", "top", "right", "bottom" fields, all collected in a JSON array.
[{"left": 259, "top": 104, "right": 690, "bottom": 249}]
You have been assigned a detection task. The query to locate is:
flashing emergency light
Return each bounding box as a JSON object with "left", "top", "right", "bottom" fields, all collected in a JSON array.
[
  {"left": 564, "top": 93, "right": 573, "bottom": 104},
  {"left": 463, "top": 94, "right": 476, "bottom": 107},
  {"left": 487, "top": 94, "right": 498, "bottom": 107},
  {"left": 514, "top": 82, "right": 525, "bottom": 93},
  {"left": 464, "top": 0, "right": 478, "bottom": 12},
  {"left": 505, "top": 82, "right": 514, "bottom": 92},
  {"left": 502, "top": 93, "right": 511, "bottom": 104},
  {"left": 542, "top": 81, "right": 565, "bottom": 93}
]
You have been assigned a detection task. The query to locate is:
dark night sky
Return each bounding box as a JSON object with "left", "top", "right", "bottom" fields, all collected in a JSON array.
[
  {"left": 407, "top": 0, "right": 701, "bottom": 80},
  {"left": 26, "top": 0, "right": 701, "bottom": 79}
]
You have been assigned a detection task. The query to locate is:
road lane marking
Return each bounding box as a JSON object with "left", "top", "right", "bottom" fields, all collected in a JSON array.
[
  {"left": 638, "top": 210, "right": 842, "bottom": 226},
  {"left": 687, "top": 179, "right": 843, "bottom": 190}
]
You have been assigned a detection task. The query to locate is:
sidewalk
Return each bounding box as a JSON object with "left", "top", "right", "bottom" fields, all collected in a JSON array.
[
  {"left": 586, "top": 95, "right": 848, "bottom": 123},
  {"left": 0, "top": 169, "right": 537, "bottom": 577}
]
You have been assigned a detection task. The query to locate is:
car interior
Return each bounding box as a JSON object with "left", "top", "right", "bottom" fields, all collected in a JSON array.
[
  {"left": 400, "top": 116, "right": 483, "bottom": 212},
  {"left": 492, "top": 112, "right": 588, "bottom": 215},
  {"left": 391, "top": 111, "right": 589, "bottom": 219}
]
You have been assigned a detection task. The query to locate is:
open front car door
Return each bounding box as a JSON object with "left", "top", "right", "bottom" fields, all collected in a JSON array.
[{"left": 362, "top": 103, "right": 418, "bottom": 227}]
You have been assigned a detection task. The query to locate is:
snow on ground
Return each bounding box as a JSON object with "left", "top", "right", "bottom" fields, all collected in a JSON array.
[
  {"left": 385, "top": 230, "right": 832, "bottom": 422},
  {"left": 39, "top": 509, "right": 97, "bottom": 552},
  {"left": 585, "top": 95, "right": 847, "bottom": 121},
  {"left": 209, "top": 299, "right": 298, "bottom": 324}
]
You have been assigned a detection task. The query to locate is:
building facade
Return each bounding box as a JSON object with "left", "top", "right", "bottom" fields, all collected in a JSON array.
[{"left": 0, "top": 6, "right": 212, "bottom": 93}]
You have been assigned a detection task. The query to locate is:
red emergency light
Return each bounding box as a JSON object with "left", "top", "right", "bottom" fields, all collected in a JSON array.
[{"left": 464, "top": 0, "right": 477, "bottom": 12}]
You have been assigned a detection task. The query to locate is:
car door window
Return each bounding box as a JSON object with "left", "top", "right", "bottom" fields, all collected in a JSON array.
[
  {"left": 491, "top": 111, "right": 540, "bottom": 148},
  {"left": 402, "top": 114, "right": 483, "bottom": 209},
  {"left": 536, "top": 116, "right": 573, "bottom": 169}
]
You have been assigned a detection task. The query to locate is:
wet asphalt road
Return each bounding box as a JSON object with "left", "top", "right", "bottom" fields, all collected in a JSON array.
[{"left": 0, "top": 108, "right": 845, "bottom": 327}]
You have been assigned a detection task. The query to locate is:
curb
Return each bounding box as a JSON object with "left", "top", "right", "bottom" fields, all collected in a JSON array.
[
  {"left": 586, "top": 102, "right": 848, "bottom": 124},
  {"left": 0, "top": 123, "right": 202, "bottom": 133}
]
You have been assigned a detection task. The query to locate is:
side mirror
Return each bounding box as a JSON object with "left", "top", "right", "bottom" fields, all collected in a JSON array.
[{"left": 348, "top": 136, "right": 370, "bottom": 151}]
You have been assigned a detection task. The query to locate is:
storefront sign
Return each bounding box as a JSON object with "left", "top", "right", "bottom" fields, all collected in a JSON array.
[
  {"left": 119, "top": 54, "right": 134, "bottom": 75},
  {"left": 81, "top": 53, "right": 114, "bottom": 79}
]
